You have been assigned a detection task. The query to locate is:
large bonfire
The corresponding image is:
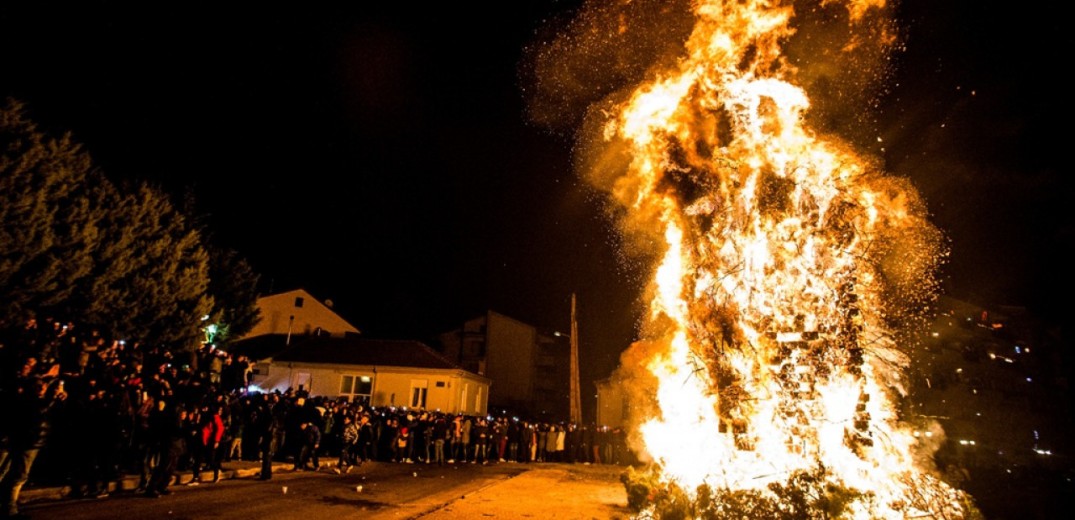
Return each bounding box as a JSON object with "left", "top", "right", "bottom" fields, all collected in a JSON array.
[{"left": 556, "top": 0, "right": 980, "bottom": 518}]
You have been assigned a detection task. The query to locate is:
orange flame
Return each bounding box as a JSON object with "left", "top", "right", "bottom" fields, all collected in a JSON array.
[{"left": 590, "top": 0, "right": 970, "bottom": 517}]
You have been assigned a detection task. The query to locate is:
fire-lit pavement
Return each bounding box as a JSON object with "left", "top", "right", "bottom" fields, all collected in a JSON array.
[
  {"left": 416, "top": 463, "right": 631, "bottom": 519},
  {"left": 18, "top": 460, "right": 632, "bottom": 520}
]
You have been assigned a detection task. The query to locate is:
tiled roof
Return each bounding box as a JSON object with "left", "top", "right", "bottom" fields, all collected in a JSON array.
[
  {"left": 231, "top": 334, "right": 465, "bottom": 371},
  {"left": 228, "top": 334, "right": 293, "bottom": 361}
]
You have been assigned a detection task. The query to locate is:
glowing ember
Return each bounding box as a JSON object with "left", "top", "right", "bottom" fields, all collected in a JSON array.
[{"left": 570, "top": 0, "right": 978, "bottom": 518}]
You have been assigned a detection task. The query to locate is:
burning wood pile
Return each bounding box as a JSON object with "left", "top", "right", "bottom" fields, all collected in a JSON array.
[{"left": 546, "top": 0, "right": 986, "bottom": 518}]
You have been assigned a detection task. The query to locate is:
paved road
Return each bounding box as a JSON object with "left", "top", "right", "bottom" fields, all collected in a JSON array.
[{"left": 19, "top": 461, "right": 631, "bottom": 520}]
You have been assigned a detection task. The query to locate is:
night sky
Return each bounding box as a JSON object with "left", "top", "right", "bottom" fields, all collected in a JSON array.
[{"left": 1, "top": 1, "right": 1069, "bottom": 386}]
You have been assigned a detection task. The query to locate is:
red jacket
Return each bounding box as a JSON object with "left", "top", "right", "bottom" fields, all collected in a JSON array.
[{"left": 200, "top": 413, "right": 225, "bottom": 445}]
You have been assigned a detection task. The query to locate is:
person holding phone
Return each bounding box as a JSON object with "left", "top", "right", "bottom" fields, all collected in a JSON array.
[{"left": 0, "top": 376, "right": 64, "bottom": 518}]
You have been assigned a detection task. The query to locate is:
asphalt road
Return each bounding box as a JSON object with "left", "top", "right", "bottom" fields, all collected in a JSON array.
[{"left": 19, "top": 461, "right": 632, "bottom": 520}]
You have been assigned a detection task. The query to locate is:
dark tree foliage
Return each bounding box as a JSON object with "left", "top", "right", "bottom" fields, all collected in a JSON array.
[
  {"left": 1, "top": 99, "right": 214, "bottom": 351},
  {"left": 205, "top": 245, "right": 261, "bottom": 343},
  {"left": 179, "top": 188, "right": 261, "bottom": 345},
  {"left": 0, "top": 98, "right": 99, "bottom": 326},
  {"left": 74, "top": 182, "right": 213, "bottom": 350}
]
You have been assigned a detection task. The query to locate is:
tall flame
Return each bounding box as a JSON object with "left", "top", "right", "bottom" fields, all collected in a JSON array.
[{"left": 582, "top": 0, "right": 971, "bottom": 517}]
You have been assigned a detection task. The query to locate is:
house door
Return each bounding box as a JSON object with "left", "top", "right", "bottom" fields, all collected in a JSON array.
[
  {"left": 410, "top": 379, "right": 428, "bottom": 409},
  {"left": 294, "top": 371, "right": 311, "bottom": 394}
]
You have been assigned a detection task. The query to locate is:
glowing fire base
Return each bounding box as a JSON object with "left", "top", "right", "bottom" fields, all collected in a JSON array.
[{"left": 622, "top": 461, "right": 979, "bottom": 519}]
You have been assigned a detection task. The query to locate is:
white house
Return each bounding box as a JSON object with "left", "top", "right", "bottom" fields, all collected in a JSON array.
[
  {"left": 234, "top": 334, "right": 490, "bottom": 415},
  {"left": 242, "top": 288, "right": 359, "bottom": 339}
]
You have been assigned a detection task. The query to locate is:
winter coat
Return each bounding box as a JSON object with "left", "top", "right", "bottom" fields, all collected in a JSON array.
[
  {"left": 303, "top": 423, "right": 322, "bottom": 447},
  {"left": 3, "top": 384, "right": 55, "bottom": 449},
  {"left": 342, "top": 422, "right": 360, "bottom": 445},
  {"left": 200, "top": 413, "right": 226, "bottom": 446}
]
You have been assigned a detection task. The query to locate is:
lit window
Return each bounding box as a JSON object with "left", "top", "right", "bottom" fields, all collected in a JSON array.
[{"left": 339, "top": 374, "right": 373, "bottom": 403}]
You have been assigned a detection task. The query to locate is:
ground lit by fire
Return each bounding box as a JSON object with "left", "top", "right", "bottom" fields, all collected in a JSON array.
[{"left": 574, "top": 0, "right": 979, "bottom": 518}]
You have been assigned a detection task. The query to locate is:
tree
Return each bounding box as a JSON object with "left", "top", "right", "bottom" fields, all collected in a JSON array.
[
  {"left": 2, "top": 98, "right": 214, "bottom": 351},
  {"left": 74, "top": 181, "right": 214, "bottom": 350},
  {"left": 178, "top": 188, "right": 261, "bottom": 345},
  {"left": 0, "top": 98, "right": 101, "bottom": 328},
  {"left": 205, "top": 245, "right": 261, "bottom": 344}
]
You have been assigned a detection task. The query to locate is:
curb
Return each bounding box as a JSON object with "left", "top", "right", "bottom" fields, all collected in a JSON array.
[{"left": 19, "top": 460, "right": 330, "bottom": 505}]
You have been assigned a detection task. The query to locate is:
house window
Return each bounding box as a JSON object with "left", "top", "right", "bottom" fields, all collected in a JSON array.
[
  {"left": 295, "top": 296, "right": 304, "bottom": 308},
  {"left": 410, "top": 379, "right": 428, "bottom": 409},
  {"left": 340, "top": 374, "right": 373, "bottom": 403},
  {"left": 435, "top": 381, "right": 446, "bottom": 388}
]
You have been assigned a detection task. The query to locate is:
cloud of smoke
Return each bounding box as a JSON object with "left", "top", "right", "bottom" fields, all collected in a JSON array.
[{"left": 521, "top": 0, "right": 695, "bottom": 134}]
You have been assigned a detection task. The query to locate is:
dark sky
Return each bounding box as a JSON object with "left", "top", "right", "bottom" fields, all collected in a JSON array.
[{"left": 1, "top": 1, "right": 1069, "bottom": 384}]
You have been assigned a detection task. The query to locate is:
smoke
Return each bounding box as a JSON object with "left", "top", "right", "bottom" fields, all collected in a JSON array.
[
  {"left": 784, "top": 0, "right": 901, "bottom": 149},
  {"left": 521, "top": 0, "right": 695, "bottom": 134},
  {"left": 610, "top": 337, "right": 664, "bottom": 462},
  {"left": 519, "top": 0, "right": 699, "bottom": 288}
]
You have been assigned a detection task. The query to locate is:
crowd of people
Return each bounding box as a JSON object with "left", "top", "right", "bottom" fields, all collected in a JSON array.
[{"left": 0, "top": 314, "right": 631, "bottom": 517}]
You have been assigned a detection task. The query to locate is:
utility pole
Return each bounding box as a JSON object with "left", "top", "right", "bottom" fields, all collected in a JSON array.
[{"left": 570, "top": 293, "right": 582, "bottom": 424}]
